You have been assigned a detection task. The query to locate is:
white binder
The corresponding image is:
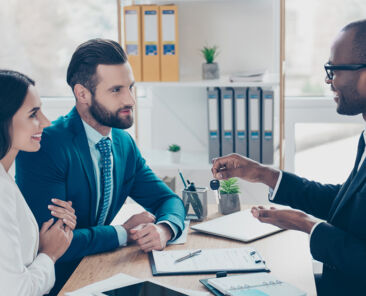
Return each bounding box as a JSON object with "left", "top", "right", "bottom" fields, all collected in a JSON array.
[
  {"left": 248, "top": 87, "right": 261, "bottom": 162},
  {"left": 220, "top": 88, "right": 234, "bottom": 156},
  {"left": 261, "top": 89, "right": 274, "bottom": 164},
  {"left": 207, "top": 87, "right": 221, "bottom": 163},
  {"left": 234, "top": 87, "right": 247, "bottom": 157}
]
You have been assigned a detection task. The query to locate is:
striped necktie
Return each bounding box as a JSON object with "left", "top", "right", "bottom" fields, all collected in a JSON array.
[{"left": 96, "top": 138, "right": 112, "bottom": 225}]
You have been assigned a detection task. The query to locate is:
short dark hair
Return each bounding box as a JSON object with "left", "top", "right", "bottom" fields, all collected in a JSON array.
[
  {"left": 66, "top": 38, "right": 128, "bottom": 95},
  {"left": 0, "top": 70, "right": 35, "bottom": 159},
  {"left": 342, "top": 19, "right": 366, "bottom": 62}
]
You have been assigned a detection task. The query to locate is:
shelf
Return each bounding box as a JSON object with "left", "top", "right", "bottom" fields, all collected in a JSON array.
[
  {"left": 141, "top": 149, "right": 211, "bottom": 170},
  {"left": 135, "top": 75, "right": 279, "bottom": 88}
]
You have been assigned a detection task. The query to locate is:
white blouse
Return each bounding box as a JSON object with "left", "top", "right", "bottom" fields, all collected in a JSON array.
[{"left": 0, "top": 163, "right": 55, "bottom": 295}]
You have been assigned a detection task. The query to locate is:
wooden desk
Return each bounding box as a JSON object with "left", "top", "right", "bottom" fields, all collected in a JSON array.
[{"left": 58, "top": 205, "right": 317, "bottom": 295}]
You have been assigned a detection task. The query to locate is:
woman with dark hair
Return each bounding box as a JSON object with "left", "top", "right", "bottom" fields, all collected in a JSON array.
[{"left": 0, "top": 70, "right": 77, "bottom": 295}]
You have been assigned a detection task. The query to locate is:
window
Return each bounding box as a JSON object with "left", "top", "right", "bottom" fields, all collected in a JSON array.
[
  {"left": 0, "top": 0, "right": 117, "bottom": 97},
  {"left": 285, "top": 0, "right": 366, "bottom": 97}
]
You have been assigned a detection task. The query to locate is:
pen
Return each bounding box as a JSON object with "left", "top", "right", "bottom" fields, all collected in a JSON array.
[
  {"left": 175, "top": 249, "right": 202, "bottom": 263},
  {"left": 178, "top": 169, "right": 188, "bottom": 189}
]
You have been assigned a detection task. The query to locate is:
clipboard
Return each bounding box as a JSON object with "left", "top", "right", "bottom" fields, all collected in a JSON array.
[{"left": 149, "top": 247, "right": 269, "bottom": 276}]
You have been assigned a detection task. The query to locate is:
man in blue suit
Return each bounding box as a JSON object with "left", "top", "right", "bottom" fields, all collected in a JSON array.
[
  {"left": 212, "top": 20, "right": 366, "bottom": 295},
  {"left": 16, "top": 39, "right": 185, "bottom": 295}
]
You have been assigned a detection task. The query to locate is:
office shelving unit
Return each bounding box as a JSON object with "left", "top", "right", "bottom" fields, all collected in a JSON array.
[{"left": 116, "top": 0, "right": 285, "bottom": 171}]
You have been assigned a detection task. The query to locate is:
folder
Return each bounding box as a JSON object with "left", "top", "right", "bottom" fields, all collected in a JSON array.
[
  {"left": 233, "top": 87, "right": 247, "bottom": 157},
  {"left": 207, "top": 87, "right": 221, "bottom": 163},
  {"left": 248, "top": 87, "right": 261, "bottom": 162},
  {"left": 149, "top": 247, "right": 268, "bottom": 276},
  {"left": 220, "top": 88, "right": 234, "bottom": 156},
  {"left": 261, "top": 90, "right": 274, "bottom": 164},
  {"left": 159, "top": 5, "right": 179, "bottom": 81},
  {"left": 123, "top": 5, "right": 142, "bottom": 82},
  {"left": 142, "top": 5, "right": 160, "bottom": 81}
]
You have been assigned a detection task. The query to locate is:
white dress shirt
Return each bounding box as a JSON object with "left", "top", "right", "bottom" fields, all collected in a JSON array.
[
  {"left": 81, "top": 120, "right": 178, "bottom": 243},
  {"left": 0, "top": 162, "right": 55, "bottom": 295}
]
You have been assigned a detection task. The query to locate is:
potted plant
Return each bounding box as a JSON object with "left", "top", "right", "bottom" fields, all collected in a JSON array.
[
  {"left": 201, "top": 45, "right": 220, "bottom": 80},
  {"left": 219, "top": 178, "right": 241, "bottom": 215},
  {"left": 168, "top": 144, "right": 181, "bottom": 163}
]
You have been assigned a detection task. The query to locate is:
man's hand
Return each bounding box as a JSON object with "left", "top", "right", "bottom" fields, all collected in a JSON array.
[
  {"left": 251, "top": 206, "right": 317, "bottom": 234},
  {"left": 122, "top": 211, "right": 156, "bottom": 238},
  {"left": 129, "top": 223, "right": 172, "bottom": 252},
  {"left": 211, "top": 153, "right": 280, "bottom": 189}
]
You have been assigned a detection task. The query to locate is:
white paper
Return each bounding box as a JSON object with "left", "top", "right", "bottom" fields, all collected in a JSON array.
[
  {"left": 162, "top": 13, "right": 176, "bottom": 42},
  {"left": 144, "top": 12, "right": 158, "bottom": 42},
  {"left": 152, "top": 247, "right": 266, "bottom": 273},
  {"left": 125, "top": 12, "right": 138, "bottom": 42}
]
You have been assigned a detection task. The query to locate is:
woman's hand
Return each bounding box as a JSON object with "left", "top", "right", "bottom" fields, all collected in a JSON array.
[
  {"left": 48, "top": 199, "right": 77, "bottom": 230},
  {"left": 38, "top": 218, "right": 73, "bottom": 262}
]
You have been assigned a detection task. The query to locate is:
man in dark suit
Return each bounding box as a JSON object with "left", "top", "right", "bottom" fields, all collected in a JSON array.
[
  {"left": 212, "top": 20, "right": 366, "bottom": 295},
  {"left": 15, "top": 39, "right": 185, "bottom": 295}
]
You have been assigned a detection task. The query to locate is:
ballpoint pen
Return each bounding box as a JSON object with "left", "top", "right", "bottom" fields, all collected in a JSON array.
[{"left": 175, "top": 249, "right": 202, "bottom": 263}]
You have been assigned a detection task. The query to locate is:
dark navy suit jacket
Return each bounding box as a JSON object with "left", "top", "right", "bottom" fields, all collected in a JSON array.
[{"left": 273, "top": 134, "right": 366, "bottom": 295}]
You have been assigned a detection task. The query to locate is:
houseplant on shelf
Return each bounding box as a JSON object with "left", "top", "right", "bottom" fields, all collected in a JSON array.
[
  {"left": 201, "top": 45, "right": 220, "bottom": 80},
  {"left": 168, "top": 144, "right": 181, "bottom": 163},
  {"left": 219, "top": 178, "right": 241, "bottom": 215}
]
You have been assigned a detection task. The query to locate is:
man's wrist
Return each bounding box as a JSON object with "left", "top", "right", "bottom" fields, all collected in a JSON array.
[
  {"left": 301, "top": 218, "right": 317, "bottom": 234},
  {"left": 158, "top": 223, "right": 173, "bottom": 241},
  {"left": 257, "top": 165, "right": 280, "bottom": 189}
]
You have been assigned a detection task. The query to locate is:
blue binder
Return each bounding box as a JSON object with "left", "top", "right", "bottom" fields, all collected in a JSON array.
[
  {"left": 220, "top": 88, "right": 234, "bottom": 156},
  {"left": 248, "top": 87, "right": 261, "bottom": 162},
  {"left": 207, "top": 87, "right": 221, "bottom": 163},
  {"left": 234, "top": 87, "right": 247, "bottom": 157}
]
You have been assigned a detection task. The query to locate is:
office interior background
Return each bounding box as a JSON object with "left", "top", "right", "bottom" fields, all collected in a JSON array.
[{"left": 1, "top": 0, "right": 366, "bottom": 205}]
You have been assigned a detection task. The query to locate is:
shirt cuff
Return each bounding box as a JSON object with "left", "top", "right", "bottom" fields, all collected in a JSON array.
[
  {"left": 268, "top": 170, "right": 283, "bottom": 201},
  {"left": 113, "top": 225, "right": 128, "bottom": 247},
  {"left": 157, "top": 220, "right": 178, "bottom": 241},
  {"left": 309, "top": 221, "right": 324, "bottom": 241}
]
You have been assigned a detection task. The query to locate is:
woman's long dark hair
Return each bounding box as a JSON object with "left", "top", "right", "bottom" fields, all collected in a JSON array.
[{"left": 0, "top": 70, "right": 35, "bottom": 159}]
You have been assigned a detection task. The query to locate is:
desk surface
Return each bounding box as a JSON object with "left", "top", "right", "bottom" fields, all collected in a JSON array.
[{"left": 58, "top": 205, "right": 317, "bottom": 295}]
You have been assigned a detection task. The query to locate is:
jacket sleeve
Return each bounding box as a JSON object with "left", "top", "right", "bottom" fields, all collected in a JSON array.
[
  {"left": 310, "top": 222, "right": 366, "bottom": 281},
  {"left": 127, "top": 140, "right": 186, "bottom": 238},
  {"left": 0, "top": 181, "right": 55, "bottom": 296},
  {"left": 16, "top": 147, "right": 120, "bottom": 263},
  {"left": 273, "top": 171, "right": 342, "bottom": 220}
]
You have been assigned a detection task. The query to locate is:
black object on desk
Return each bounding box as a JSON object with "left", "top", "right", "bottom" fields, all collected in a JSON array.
[{"left": 186, "top": 181, "right": 203, "bottom": 219}]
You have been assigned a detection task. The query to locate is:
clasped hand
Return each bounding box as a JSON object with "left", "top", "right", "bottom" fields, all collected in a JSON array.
[{"left": 122, "top": 211, "right": 172, "bottom": 252}]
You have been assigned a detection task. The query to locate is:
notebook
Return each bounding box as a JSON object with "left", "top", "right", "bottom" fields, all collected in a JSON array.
[
  {"left": 191, "top": 209, "right": 283, "bottom": 243},
  {"left": 149, "top": 247, "right": 268, "bottom": 276},
  {"left": 201, "top": 273, "right": 306, "bottom": 296}
]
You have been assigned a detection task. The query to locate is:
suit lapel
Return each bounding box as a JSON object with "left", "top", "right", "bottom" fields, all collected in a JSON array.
[
  {"left": 69, "top": 108, "right": 98, "bottom": 225},
  {"left": 329, "top": 133, "right": 365, "bottom": 222},
  {"left": 330, "top": 161, "right": 366, "bottom": 222}
]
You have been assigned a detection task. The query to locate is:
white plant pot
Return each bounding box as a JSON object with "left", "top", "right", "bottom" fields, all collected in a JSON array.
[{"left": 170, "top": 151, "right": 181, "bottom": 163}]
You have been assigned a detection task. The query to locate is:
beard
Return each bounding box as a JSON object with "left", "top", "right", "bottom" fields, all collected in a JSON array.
[
  {"left": 89, "top": 94, "right": 134, "bottom": 129},
  {"left": 335, "top": 81, "right": 366, "bottom": 116}
]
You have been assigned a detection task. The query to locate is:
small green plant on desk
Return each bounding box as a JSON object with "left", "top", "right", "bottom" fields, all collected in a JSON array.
[{"left": 219, "top": 178, "right": 241, "bottom": 215}]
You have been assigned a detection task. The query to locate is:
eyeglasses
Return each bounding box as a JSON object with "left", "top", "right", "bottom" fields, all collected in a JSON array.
[{"left": 324, "top": 63, "right": 366, "bottom": 80}]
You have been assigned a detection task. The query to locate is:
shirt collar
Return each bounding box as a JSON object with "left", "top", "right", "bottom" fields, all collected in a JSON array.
[{"left": 81, "top": 119, "right": 112, "bottom": 146}]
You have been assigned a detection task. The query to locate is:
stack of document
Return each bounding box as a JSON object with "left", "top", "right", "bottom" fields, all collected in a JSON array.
[
  {"left": 229, "top": 70, "right": 267, "bottom": 82},
  {"left": 205, "top": 272, "right": 306, "bottom": 296}
]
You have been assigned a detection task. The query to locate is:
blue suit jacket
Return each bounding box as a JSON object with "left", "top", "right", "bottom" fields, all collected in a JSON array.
[{"left": 16, "top": 107, "right": 185, "bottom": 292}]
